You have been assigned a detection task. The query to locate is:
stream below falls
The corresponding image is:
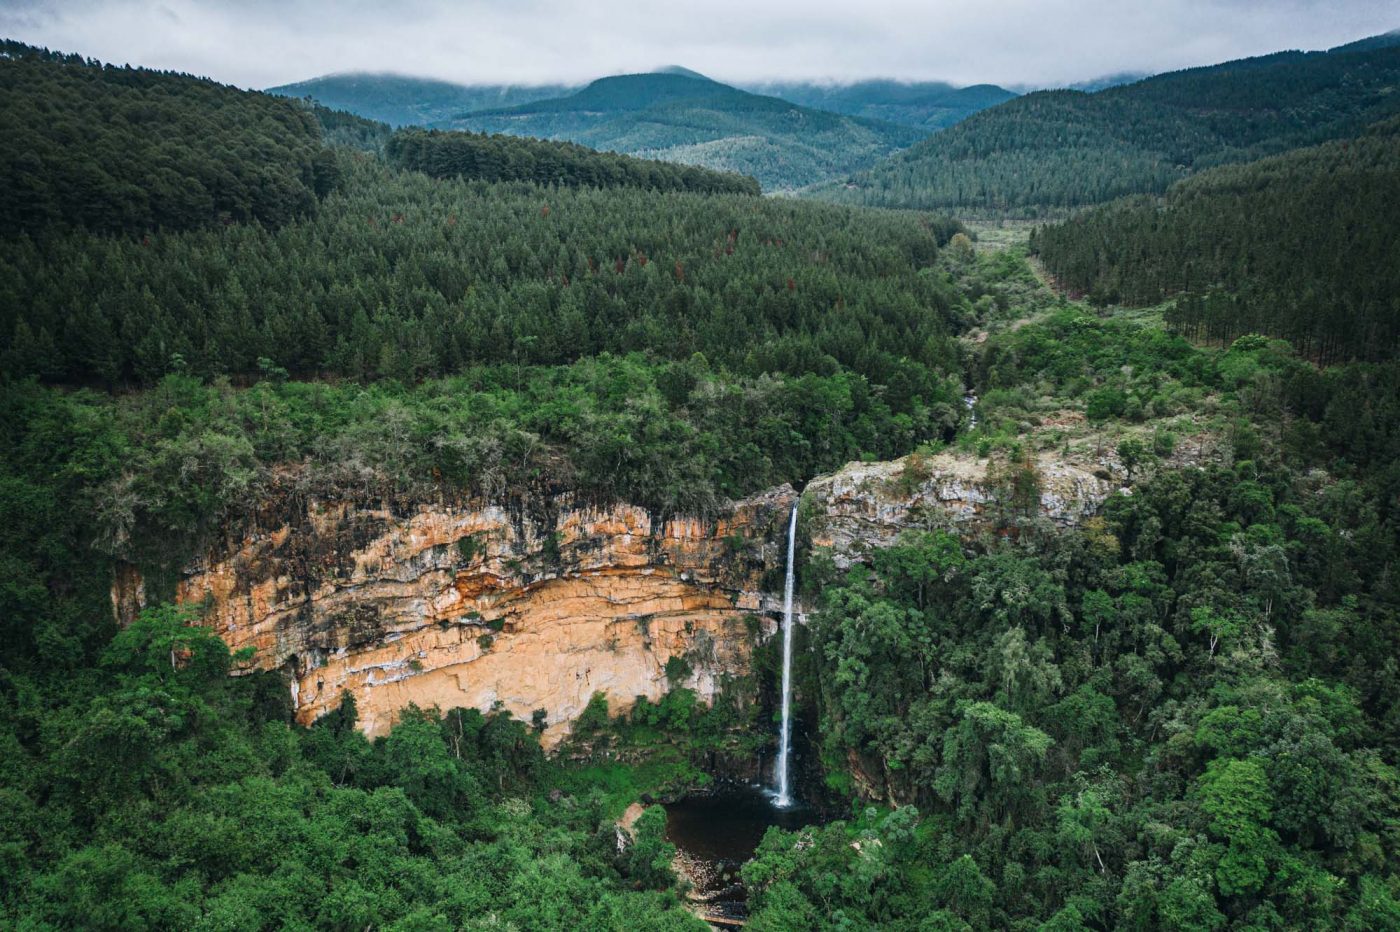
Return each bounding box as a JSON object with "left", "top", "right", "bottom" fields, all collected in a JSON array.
[{"left": 664, "top": 784, "right": 821, "bottom": 923}]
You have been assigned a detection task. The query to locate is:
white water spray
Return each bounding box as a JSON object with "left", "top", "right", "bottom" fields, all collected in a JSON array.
[{"left": 775, "top": 501, "right": 799, "bottom": 807}]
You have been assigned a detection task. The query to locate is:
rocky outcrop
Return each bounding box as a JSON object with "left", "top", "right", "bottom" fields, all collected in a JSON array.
[
  {"left": 129, "top": 486, "right": 794, "bottom": 746},
  {"left": 804, "top": 451, "right": 1117, "bottom": 567},
  {"left": 110, "top": 450, "right": 1116, "bottom": 744}
]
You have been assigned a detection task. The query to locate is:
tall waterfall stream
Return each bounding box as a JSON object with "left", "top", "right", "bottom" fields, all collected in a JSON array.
[
  {"left": 774, "top": 501, "right": 799, "bottom": 807},
  {"left": 663, "top": 499, "right": 817, "bottom": 924}
]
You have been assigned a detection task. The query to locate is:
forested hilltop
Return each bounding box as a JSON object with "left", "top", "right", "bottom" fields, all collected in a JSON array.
[
  {"left": 1032, "top": 117, "right": 1400, "bottom": 362},
  {"left": 741, "top": 79, "right": 1017, "bottom": 131},
  {"left": 811, "top": 36, "right": 1400, "bottom": 214},
  {"left": 5, "top": 36, "right": 1400, "bottom": 932},
  {"left": 386, "top": 128, "right": 760, "bottom": 194},
  {"left": 0, "top": 41, "right": 337, "bottom": 235},
  {"left": 437, "top": 72, "right": 923, "bottom": 191},
  {"left": 268, "top": 72, "right": 578, "bottom": 127}
]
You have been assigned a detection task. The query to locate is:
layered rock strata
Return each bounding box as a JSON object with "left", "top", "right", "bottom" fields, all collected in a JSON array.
[
  {"left": 111, "top": 450, "right": 1116, "bottom": 742},
  {"left": 134, "top": 487, "right": 794, "bottom": 745}
]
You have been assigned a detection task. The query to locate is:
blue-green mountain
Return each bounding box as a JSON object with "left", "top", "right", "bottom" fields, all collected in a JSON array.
[
  {"left": 810, "top": 33, "right": 1400, "bottom": 213},
  {"left": 267, "top": 73, "right": 576, "bottom": 127},
  {"left": 435, "top": 71, "right": 924, "bottom": 190}
]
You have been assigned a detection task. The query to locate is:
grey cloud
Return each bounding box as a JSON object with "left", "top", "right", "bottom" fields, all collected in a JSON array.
[{"left": 0, "top": 0, "right": 1395, "bottom": 89}]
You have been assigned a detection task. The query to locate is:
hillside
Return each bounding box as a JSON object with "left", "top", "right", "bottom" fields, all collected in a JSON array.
[
  {"left": 1031, "top": 117, "right": 1400, "bottom": 362},
  {"left": 267, "top": 72, "right": 575, "bottom": 126},
  {"left": 742, "top": 79, "right": 1016, "bottom": 130},
  {"left": 811, "top": 36, "right": 1400, "bottom": 213},
  {"left": 0, "top": 41, "right": 334, "bottom": 235},
  {"left": 438, "top": 71, "right": 923, "bottom": 190},
  {"left": 386, "top": 128, "right": 760, "bottom": 194}
]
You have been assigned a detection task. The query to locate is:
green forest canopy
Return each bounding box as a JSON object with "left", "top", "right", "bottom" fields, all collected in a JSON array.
[
  {"left": 0, "top": 41, "right": 335, "bottom": 236},
  {"left": 1031, "top": 117, "right": 1400, "bottom": 363},
  {"left": 4, "top": 33, "right": 1400, "bottom": 932},
  {"left": 811, "top": 38, "right": 1400, "bottom": 213},
  {"left": 387, "top": 127, "right": 761, "bottom": 194}
]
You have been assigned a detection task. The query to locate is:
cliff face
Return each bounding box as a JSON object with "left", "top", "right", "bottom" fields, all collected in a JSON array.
[
  {"left": 805, "top": 450, "right": 1119, "bottom": 566},
  {"left": 110, "top": 450, "right": 1115, "bottom": 744},
  {"left": 139, "top": 487, "right": 795, "bottom": 745}
]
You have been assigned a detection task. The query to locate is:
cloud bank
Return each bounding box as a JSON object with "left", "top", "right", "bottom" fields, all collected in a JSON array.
[{"left": 2, "top": 0, "right": 1396, "bottom": 89}]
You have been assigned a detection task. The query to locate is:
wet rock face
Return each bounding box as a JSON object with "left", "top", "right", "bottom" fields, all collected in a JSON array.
[
  {"left": 110, "top": 451, "right": 1114, "bottom": 743},
  {"left": 116, "top": 486, "right": 796, "bottom": 746}
]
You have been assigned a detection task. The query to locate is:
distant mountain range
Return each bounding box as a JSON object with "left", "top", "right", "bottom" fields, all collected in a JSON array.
[
  {"left": 434, "top": 72, "right": 932, "bottom": 190},
  {"left": 809, "top": 32, "right": 1400, "bottom": 213},
  {"left": 266, "top": 74, "right": 577, "bottom": 127},
  {"left": 268, "top": 69, "right": 1015, "bottom": 190},
  {"left": 739, "top": 80, "right": 1016, "bottom": 130}
]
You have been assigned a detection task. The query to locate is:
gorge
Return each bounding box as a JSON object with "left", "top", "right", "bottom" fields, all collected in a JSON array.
[{"left": 111, "top": 449, "right": 1119, "bottom": 751}]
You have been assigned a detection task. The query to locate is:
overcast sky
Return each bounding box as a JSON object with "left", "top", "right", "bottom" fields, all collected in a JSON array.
[{"left": 2, "top": 0, "right": 1397, "bottom": 90}]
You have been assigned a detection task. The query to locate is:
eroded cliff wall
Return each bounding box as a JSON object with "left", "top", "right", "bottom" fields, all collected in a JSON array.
[
  {"left": 111, "top": 450, "right": 1116, "bottom": 744},
  {"left": 805, "top": 450, "right": 1119, "bottom": 566},
  {"left": 130, "top": 487, "right": 794, "bottom": 745}
]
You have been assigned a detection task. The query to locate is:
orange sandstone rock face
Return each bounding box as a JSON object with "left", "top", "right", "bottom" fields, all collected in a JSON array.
[
  {"left": 109, "top": 451, "right": 1116, "bottom": 746},
  {"left": 157, "top": 489, "right": 794, "bottom": 746}
]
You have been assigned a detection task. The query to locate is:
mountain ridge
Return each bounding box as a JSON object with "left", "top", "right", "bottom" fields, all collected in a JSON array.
[
  {"left": 435, "top": 71, "right": 925, "bottom": 190},
  {"left": 808, "top": 33, "right": 1400, "bottom": 213},
  {"left": 267, "top": 72, "right": 577, "bottom": 126},
  {"left": 268, "top": 67, "right": 1019, "bottom": 188}
]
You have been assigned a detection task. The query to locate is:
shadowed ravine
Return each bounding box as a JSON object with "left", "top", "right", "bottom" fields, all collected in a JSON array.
[{"left": 665, "top": 785, "right": 820, "bottom": 924}]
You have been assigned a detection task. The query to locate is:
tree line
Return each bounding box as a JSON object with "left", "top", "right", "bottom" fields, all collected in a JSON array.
[
  {"left": 1032, "top": 118, "right": 1400, "bottom": 362},
  {"left": 388, "top": 127, "right": 761, "bottom": 195}
]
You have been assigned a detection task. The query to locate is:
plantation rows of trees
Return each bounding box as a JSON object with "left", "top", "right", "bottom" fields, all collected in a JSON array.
[
  {"left": 0, "top": 42, "right": 336, "bottom": 236},
  {"left": 814, "top": 41, "right": 1400, "bottom": 213},
  {"left": 1032, "top": 119, "right": 1400, "bottom": 362},
  {"left": 388, "top": 127, "right": 761, "bottom": 194},
  {"left": 0, "top": 153, "right": 961, "bottom": 388}
]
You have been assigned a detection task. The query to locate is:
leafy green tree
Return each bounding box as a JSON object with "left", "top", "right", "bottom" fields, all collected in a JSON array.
[
  {"left": 935, "top": 701, "right": 1052, "bottom": 826},
  {"left": 1197, "top": 758, "right": 1278, "bottom": 897}
]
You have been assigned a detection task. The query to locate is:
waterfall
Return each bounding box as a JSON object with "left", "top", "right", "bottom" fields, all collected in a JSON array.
[{"left": 775, "top": 501, "right": 799, "bottom": 807}]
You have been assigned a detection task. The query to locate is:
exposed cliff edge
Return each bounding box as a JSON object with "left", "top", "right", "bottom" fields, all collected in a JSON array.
[
  {"left": 110, "top": 450, "right": 1116, "bottom": 744},
  {"left": 805, "top": 449, "right": 1119, "bottom": 567}
]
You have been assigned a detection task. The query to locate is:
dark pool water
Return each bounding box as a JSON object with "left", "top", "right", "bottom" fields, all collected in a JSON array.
[{"left": 664, "top": 784, "right": 820, "bottom": 921}]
